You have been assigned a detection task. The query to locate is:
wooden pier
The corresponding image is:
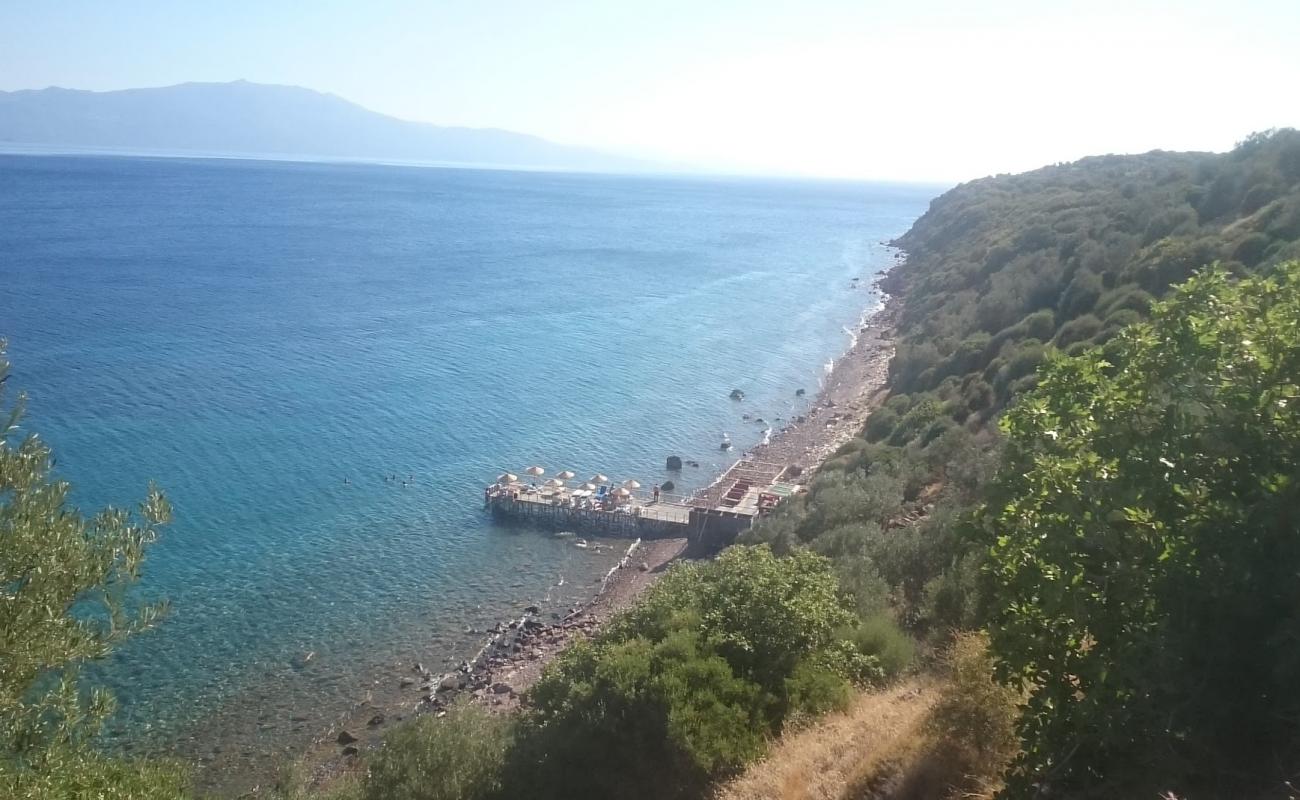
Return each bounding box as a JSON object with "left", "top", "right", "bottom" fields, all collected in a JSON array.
[{"left": 484, "top": 459, "right": 804, "bottom": 548}]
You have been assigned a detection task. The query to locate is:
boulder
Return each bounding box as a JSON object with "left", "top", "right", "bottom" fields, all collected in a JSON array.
[
  {"left": 660, "top": 480, "right": 675, "bottom": 492},
  {"left": 523, "top": 604, "right": 541, "bottom": 615},
  {"left": 438, "top": 673, "right": 463, "bottom": 691},
  {"left": 795, "top": 388, "right": 806, "bottom": 396},
  {"left": 729, "top": 388, "right": 745, "bottom": 401},
  {"left": 490, "top": 682, "right": 513, "bottom": 694},
  {"left": 342, "top": 746, "right": 359, "bottom": 757},
  {"left": 367, "top": 713, "right": 385, "bottom": 728},
  {"left": 665, "top": 455, "right": 683, "bottom": 471},
  {"left": 336, "top": 730, "right": 358, "bottom": 745}
]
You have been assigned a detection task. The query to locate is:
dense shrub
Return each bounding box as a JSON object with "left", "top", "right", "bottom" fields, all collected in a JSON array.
[
  {"left": 1052, "top": 313, "right": 1102, "bottom": 348},
  {"left": 974, "top": 264, "right": 1300, "bottom": 797},
  {"left": 863, "top": 405, "right": 898, "bottom": 442},
  {"left": 1056, "top": 269, "right": 1103, "bottom": 318},
  {"left": 0, "top": 749, "right": 190, "bottom": 800},
  {"left": 365, "top": 703, "right": 510, "bottom": 800},
  {"left": 1232, "top": 230, "right": 1272, "bottom": 266},
  {"left": 506, "top": 546, "right": 880, "bottom": 799},
  {"left": 843, "top": 613, "right": 915, "bottom": 679},
  {"left": 1095, "top": 284, "right": 1154, "bottom": 317},
  {"left": 920, "top": 632, "right": 1021, "bottom": 797}
]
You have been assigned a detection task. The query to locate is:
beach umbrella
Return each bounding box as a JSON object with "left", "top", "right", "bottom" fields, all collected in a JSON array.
[
  {"left": 579, "top": 482, "right": 597, "bottom": 491},
  {"left": 497, "top": 473, "right": 518, "bottom": 485},
  {"left": 590, "top": 473, "right": 609, "bottom": 484},
  {"left": 525, "top": 466, "right": 545, "bottom": 477},
  {"left": 611, "top": 487, "right": 631, "bottom": 498},
  {"left": 622, "top": 479, "right": 642, "bottom": 490},
  {"left": 557, "top": 470, "right": 576, "bottom": 480},
  {"left": 544, "top": 478, "right": 565, "bottom": 488}
]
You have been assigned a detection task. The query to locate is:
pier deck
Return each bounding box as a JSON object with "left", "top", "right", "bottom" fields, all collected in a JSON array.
[{"left": 484, "top": 458, "right": 804, "bottom": 546}]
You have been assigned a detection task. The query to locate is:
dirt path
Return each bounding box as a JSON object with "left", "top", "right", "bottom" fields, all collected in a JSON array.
[{"left": 714, "top": 680, "right": 935, "bottom": 800}]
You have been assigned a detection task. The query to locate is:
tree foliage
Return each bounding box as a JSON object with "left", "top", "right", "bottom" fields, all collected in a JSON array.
[
  {"left": 0, "top": 346, "right": 182, "bottom": 797},
  {"left": 502, "top": 545, "right": 877, "bottom": 799},
  {"left": 974, "top": 263, "right": 1300, "bottom": 797}
]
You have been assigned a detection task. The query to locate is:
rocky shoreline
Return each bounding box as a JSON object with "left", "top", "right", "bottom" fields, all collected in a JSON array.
[{"left": 296, "top": 280, "right": 901, "bottom": 794}]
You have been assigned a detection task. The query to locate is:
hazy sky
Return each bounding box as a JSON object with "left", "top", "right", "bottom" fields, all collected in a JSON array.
[{"left": 2, "top": 0, "right": 1298, "bottom": 181}]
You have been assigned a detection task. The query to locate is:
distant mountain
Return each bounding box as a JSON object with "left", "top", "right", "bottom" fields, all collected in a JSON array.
[{"left": 0, "top": 80, "right": 650, "bottom": 172}]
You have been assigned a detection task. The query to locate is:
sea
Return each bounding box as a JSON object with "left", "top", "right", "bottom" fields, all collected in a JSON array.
[{"left": 0, "top": 153, "right": 934, "bottom": 786}]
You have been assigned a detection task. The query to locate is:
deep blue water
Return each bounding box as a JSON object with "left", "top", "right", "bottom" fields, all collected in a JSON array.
[{"left": 0, "top": 154, "right": 933, "bottom": 779}]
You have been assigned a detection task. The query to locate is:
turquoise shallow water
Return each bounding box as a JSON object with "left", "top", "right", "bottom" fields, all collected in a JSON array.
[{"left": 0, "top": 153, "right": 933, "bottom": 779}]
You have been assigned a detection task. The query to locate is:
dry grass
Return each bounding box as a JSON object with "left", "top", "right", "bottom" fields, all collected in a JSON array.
[
  {"left": 844, "top": 632, "right": 1019, "bottom": 800},
  {"left": 713, "top": 680, "right": 936, "bottom": 800},
  {"left": 716, "top": 634, "right": 1020, "bottom": 800}
]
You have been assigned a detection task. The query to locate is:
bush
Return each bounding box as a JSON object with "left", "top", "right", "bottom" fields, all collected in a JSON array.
[
  {"left": 363, "top": 702, "right": 510, "bottom": 800},
  {"left": 844, "top": 613, "right": 916, "bottom": 679},
  {"left": 888, "top": 398, "right": 943, "bottom": 446},
  {"left": 1053, "top": 313, "right": 1102, "bottom": 348},
  {"left": 784, "top": 661, "right": 853, "bottom": 718},
  {"left": 1095, "top": 285, "right": 1154, "bottom": 317},
  {"left": 863, "top": 406, "right": 898, "bottom": 442},
  {"left": 507, "top": 546, "right": 878, "bottom": 798},
  {"left": 961, "top": 378, "right": 994, "bottom": 412},
  {"left": 921, "top": 632, "right": 1021, "bottom": 795},
  {"left": 0, "top": 749, "right": 190, "bottom": 800},
  {"left": 1232, "top": 231, "right": 1272, "bottom": 267},
  {"left": 1057, "top": 269, "right": 1103, "bottom": 318},
  {"left": 976, "top": 264, "right": 1300, "bottom": 797}
]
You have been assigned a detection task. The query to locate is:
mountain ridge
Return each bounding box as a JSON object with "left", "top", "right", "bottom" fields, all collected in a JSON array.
[{"left": 0, "top": 80, "right": 652, "bottom": 172}]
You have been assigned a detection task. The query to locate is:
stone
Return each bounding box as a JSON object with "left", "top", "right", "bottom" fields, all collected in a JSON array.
[
  {"left": 729, "top": 388, "right": 745, "bottom": 401},
  {"left": 336, "top": 730, "right": 357, "bottom": 745},
  {"left": 660, "top": 480, "right": 675, "bottom": 492},
  {"left": 665, "top": 455, "right": 683, "bottom": 470},
  {"left": 342, "top": 746, "right": 359, "bottom": 757},
  {"left": 491, "top": 682, "right": 513, "bottom": 694},
  {"left": 439, "top": 673, "right": 463, "bottom": 691},
  {"left": 523, "top": 604, "right": 541, "bottom": 615},
  {"left": 399, "top": 677, "right": 414, "bottom": 688},
  {"left": 367, "top": 713, "right": 385, "bottom": 728}
]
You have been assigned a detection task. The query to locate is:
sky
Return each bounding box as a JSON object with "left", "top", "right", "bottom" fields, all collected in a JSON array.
[{"left": 2, "top": 0, "right": 1299, "bottom": 182}]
